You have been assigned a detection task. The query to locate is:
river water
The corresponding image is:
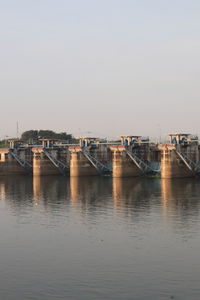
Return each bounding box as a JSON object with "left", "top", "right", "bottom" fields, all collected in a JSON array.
[{"left": 0, "top": 175, "right": 200, "bottom": 300}]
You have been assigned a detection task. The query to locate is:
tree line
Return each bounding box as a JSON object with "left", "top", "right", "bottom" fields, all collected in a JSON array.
[{"left": 21, "top": 130, "right": 76, "bottom": 143}]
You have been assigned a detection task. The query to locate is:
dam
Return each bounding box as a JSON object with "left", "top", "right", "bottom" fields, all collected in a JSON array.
[{"left": 0, "top": 134, "right": 200, "bottom": 178}]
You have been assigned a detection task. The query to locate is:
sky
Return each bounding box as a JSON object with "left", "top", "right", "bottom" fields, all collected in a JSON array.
[{"left": 0, "top": 0, "right": 200, "bottom": 141}]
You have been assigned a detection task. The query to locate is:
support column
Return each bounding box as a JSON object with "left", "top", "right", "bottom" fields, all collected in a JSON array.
[
  {"left": 110, "top": 145, "right": 142, "bottom": 178},
  {"left": 69, "top": 146, "right": 99, "bottom": 177},
  {"left": 159, "top": 144, "right": 195, "bottom": 178},
  {"left": 32, "top": 148, "right": 60, "bottom": 176}
]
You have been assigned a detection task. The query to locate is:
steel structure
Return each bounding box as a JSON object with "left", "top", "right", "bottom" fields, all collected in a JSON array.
[
  {"left": 125, "top": 149, "right": 159, "bottom": 174},
  {"left": 175, "top": 150, "right": 198, "bottom": 173},
  {"left": 43, "top": 150, "right": 69, "bottom": 176},
  {"left": 10, "top": 150, "right": 32, "bottom": 173},
  {"left": 82, "top": 149, "right": 111, "bottom": 175}
]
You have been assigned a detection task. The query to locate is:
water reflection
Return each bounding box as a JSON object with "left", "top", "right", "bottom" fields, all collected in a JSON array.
[
  {"left": 112, "top": 177, "right": 142, "bottom": 205},
  {"left": 0, "top": 175, "right": 200, "bottom": 225},
  {"left": 161, "top": 178, "right": 200, "bottom": 228},
  {"left": 70, "top": 177, "right": 112, "bottom": 203},
  {"left": 0, "top": 182, "right": 6, "bottom": 201},
  {"left": 0, "top": 175, "right": 33, "bottom": 208},
  {"left": 33, "top": 175, "right": 70, "bottom": 205},
  {"left": 112, "top": 177, "right": 161, "bottom": 216},
  {"left": 161, "top": 178, "right": 200, "bottom": 207},
  {"left": 0, "top": 175, "right": 200, "bottom": 300},
  {"left": 70, "top": 176, "right": 113, "bottom": 219}
]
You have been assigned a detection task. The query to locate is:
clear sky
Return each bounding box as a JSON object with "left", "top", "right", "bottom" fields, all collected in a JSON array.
[{"left": 0, "top": 0, "right": 200, "bottom": 140}]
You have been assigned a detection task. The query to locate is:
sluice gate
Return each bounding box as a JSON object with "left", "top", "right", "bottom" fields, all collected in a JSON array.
[
  {"left": 175, "top": 150, "right": 197, "bottom": 172},
  {"left": 159, "top": 134, "right": 199, "bottom": 178},
  {"left": 1, "top": 134, "right": 200, "bottom": 178},
  {"left": 125, "top": 149, "right": 159, "bottom": 175},
  {"left": 69, "top": 138, "right": 112, "bottom": 177},
  {"left": 0, "top": 140, "right": 33, "bottom": 175},
  {"left": 10, "top": 150, "right": 32, "bottom": 173},
  {"left": 32, "top": 146, "right": 70, "bottom": 176},
  {"left": 43, "top": 150, "right": 69, "bottom": 176},
  {"left": 110, "top": 136, "right": 159, "bottom": 177},
  {"left": 82, "top": 149, "right": 111, "bottom": 175}
]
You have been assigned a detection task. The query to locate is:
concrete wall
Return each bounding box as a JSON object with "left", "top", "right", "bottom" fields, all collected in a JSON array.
[
  {"left": 89, "top": 144, "right": 112, "bottom": 166},
  {"left": 32, "top": 148, "right": 60, "bottom": 176},
  {"left": 0, "top": 142, "right": 199, "bottom": 179},
  {"left": 0, "top": 148, "right": 30, "bottom": 175},
  {"left": 69, "top": 144, "right": 112, "bottom": 177},
  {"left": 160, "top": 145, "right": 196, "bottom": 178},
  {"left": 110, "top": 144, "right": 154, "bottom": 178},
  {"left": 57, "top": 147, "right": 71, "bottom": 167},
  {"left": 111, "top": 149, "right": 142, "bottom": 177},
  {"left": 69, "top": 147, "right": 99, "bottom": 177}
]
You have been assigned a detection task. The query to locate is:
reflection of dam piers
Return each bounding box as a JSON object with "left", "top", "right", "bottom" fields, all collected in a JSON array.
[{"left": 0, "top": 134, "right": 200, "bottom": 178}]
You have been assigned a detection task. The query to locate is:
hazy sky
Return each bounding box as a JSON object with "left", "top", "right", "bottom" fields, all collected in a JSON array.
[{"left": 0, "top": 0, "right": 200, "bottom": 140}]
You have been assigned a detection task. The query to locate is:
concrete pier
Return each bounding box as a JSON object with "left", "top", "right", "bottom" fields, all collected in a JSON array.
[
  {"left": 110, "top": 136, "right": 154, "bottom": 178},
  {"left": 32, "top": 148, "right": 62, "bottom": 176},
  {"left": 31, "top": 138, "right": 70, "bottom": 176},
  {"left": 159, "top": 134, "right": 199, "bottom": 178},
  {"left": 69, "top": 146, "right": 99, "bottom": 177},
  {"left": 110, "top": 145, "right": 142, "bottom": 177},
  {"left": 32, "top": 148, "right": 57, "bottom": 176},
  {"left": 69, "top": 138, "right": 111, "bottom": 177}
]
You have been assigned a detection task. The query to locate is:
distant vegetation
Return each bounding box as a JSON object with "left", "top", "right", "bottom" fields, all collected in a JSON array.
[
  {"left": 21, "top": 130, "right": 76, "bottom": 144},
  {"left": 0, "top": 130, "right": 77, "bottom": 147},
  {"left": 0, "top": 140, "right": 9, "bottom": 148}
]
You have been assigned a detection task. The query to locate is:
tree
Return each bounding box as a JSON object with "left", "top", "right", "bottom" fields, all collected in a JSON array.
[
  {"left": 21, "top": 130, "right": 75, "bottom": 143},
  {"left": 21, "top": 130, "right": 38, "bottom": 141}
]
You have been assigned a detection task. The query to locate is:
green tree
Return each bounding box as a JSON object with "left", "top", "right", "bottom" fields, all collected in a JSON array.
[
  {"left": 21, "top": 130, "right": 75, "bottom": 143},
  {"left": 21, "top": 130, "right": 38, "bottom": 141}
]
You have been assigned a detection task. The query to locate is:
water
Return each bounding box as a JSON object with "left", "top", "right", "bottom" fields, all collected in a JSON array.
[{"left": 0, "top": 175, "right": 200, "bottom": 300}]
